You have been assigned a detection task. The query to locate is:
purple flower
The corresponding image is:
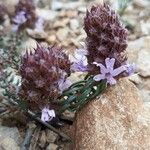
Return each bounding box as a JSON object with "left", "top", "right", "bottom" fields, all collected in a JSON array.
[
  {"left": 13, "top": 11, "right": 27, "bottom": 24},
  {"left": 125, "top": 63, "right": 135, "bottom": 75},
  {"left": 41, "top": 107, "right": 55, "bottom": 122},
  {"left": 71, "top": 48, "right": 88, "bottom": 72},
  {"left": 93, "top": 58, "right": 126, "bottom": 85},
  {"left": 76, "top": 48, "right": 88, "bottom": 56},
  {"left": 12, "top": 11, "right": 27, "bottom": 32},
  {"left": 58, "top": 78, "right": 72, "bottom": 93},
  {"left": 71, "top": 60, "right": 88, "bottom": 72}
]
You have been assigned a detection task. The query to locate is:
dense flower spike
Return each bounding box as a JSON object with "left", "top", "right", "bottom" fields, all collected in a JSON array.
[
  {"left": 19, "top": 44, "right": 71, "bottom": 110},
  {"left": 84, "top": 4, "right": 128, "bottom": 75},
  {"left": 11, "top": 0, "right": 36, "bottom": 31}
]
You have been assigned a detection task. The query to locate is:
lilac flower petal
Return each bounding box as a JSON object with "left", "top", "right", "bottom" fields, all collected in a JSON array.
[
  {"left": 105, "top": 58, "right": 115, "bottom": 70},
  {"left": 111, "top": 65, "right": 126, "bottom": 76},
  {"left": 13, "top": 11, "right": 27, "bottom": 24},
  {"left": 71, "top": 61, "right": 87, "bottom": 72},
  {"left": 63, "top": 79, "right": 72, "bottom": 90},
  {"left": 125, "top": 63, "right": 135, "bottom": 75},
  {"left": 106, "top": 76, "right": 116, "bottom": 85},
  {"left": 76, "top": 48, "right": 88, "bottom": 56},
  {"left": 94, "top": 57, "right": 128, "bottom": 85},
  {"left": 47, "top": 109, "right": 55, "bottom": 118},
  {"left": 93, "top": 74, "right": 105, "bottom": 81},
  {"left": 58, "top": 78, "right": 72, "bottom": 92},
  {"left": 41, "top": 108, "right": 55, "bottom": 122},
  {"left": 41, "top": 111, "right": 49, "bottom": 122},
  {"left": 105, "top": 58, "right": 111, "bottom": 68},
  {"left": 93, "top": 62, "right": 108, "bottom": 74}
]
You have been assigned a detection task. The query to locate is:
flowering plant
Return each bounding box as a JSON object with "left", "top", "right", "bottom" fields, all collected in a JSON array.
[
  {"left": 11, "top": 0, "right": 37, "bottom": 32},
  {"left": 8, "top": 3, "right": 134, "bottom": 126},
  {"left": 0, "top": 3, "right": 135, "bottom": 141},
  {"left": 18, "top": 44, "right": 71, "bottom": 121},
  {"left": 55, "top": 4, "right": 134, "bottom": 113}
]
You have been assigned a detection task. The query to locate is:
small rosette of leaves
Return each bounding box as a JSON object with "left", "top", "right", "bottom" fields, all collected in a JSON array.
[{"left": 19, "top": 44, "right": 71, "bottom": 111}]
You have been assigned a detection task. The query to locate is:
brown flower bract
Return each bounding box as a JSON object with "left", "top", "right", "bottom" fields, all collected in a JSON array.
[
  {"left": 19, "top": 44, "right": 71, "bottom": 110},
  {"left": 84, "top": 4, "right": 128, "bottom": 74}
]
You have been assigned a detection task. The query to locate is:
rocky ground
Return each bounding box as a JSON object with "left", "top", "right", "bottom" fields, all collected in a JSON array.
[{"left": 0, "top": 0, "right": 150, "bottom": 149}]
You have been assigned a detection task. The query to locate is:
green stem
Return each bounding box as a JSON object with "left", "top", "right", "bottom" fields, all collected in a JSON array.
[{"left": 57, "top": 77, "right": 107, "bottom": 113}]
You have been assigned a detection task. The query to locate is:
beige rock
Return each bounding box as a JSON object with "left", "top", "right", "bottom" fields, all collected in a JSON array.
[
  {"left": 127, "top": 36, "right": 150, "bottom": 64},
  {"left": 73, "top": 78, "right": 150, "bottom": 150},
  {"left": 128, "top": 74, "right": 142, "bottom": 85},
  {"left": 137, "top": 49, "right": 150, "bottom": 77},
  {"left": 140, "top": 20, "right": 150, "bottom": 35},
  {"left": 26, "top": 29, "right": 48, "bottom": 40},
  {"left": 46, "top": 143, "right": 58, "bottom": 150},
  {"left": 0, "top": 137, "right": 20, "bottom": 150},
  {"left": 139, "top": 90, "right": 150, "bottom": 102},
  {"left": 1, "top": 0, "right": 19, "bottom": 14},
  {"left": 47, "top": 35, "right": 56, "bottom": 43},
  {"left": 127, "top": 36, "right": 150, "bottom": 102},
  {"left": 133, "top": 0, "right": 150, "bottom": 8},
  {"left": 53, "top": 18, "right": 69, "bottom": 28},
  {"left": 58, "top": 10, "right": 77, "bottom": 18},
  {"left": 78, "top": 6, "right": 86, "bottom": 13},
  {"left": 0, "top": 126, "right": 21, "bottom": 144},
  {"left": 56, "top": 28, "right": 69, "bottom": 41},
  {"left": 70, "top": 19, "right": 79, "bottom": 30},
  {"left": 46, "top": 130, "right": 57, "bottom": 143},
  {"left": 36, "top": 9, "right": 57, "bottom": 21},
  {"left": 39, "top": 131, "right": 47, "bottom": 148}
]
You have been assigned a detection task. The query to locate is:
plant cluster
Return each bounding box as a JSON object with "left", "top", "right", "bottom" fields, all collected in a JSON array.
[
  {"left": 0, "top": 3, "right": 134, "bottom": 138},
  {"left": 19, "top": 45, "right": 71, "bottom": 111}
]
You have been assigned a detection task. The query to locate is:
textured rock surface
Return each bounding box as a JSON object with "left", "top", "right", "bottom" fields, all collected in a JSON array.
[
  {"left": 127, "top": 36, "right": 150, "bottom": 77},
  {"left": 127, "top": 36, "right": 150, "bottom": 102},
  {"left": 46, "top": 143, "right": 58, "bottom": 150},
  {"left": 0, "top": 126, "right": 21, "bottom": 150},
  {"left": 0, "top": 126, "right": 21, "bottom": 143},
  {"left": 0, "top": 137, "right": 20, "bottom": 150},
  {"left": 73, "top": 78, "right": 150, "bottom": 150}
]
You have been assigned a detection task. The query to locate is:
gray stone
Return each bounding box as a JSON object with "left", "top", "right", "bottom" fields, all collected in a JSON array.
[
  {"left": 70, "top": 19, "right": 79, "bottom": 30},
  {"left": 46, "top": 130, "right": 57, "bottom": 143},
  {"left": 39, "top": 131, "right": 47, "bottom": 148},
  {"left": 0, "top": 126, "right": 21, "bottom": 144},
  {"left": 46, "top": 143, "right": 58, "bottom": 150},
  {"left": 127, "top": 36, "right": 150, "bottom": 77},
  {"left": 36, "top": 9, "right": 57, "bottom": 21},
  {"left": 127, "top": 36, "right": 150, "bottom": 102},
  {"left": 0, "top": 137, "right": 20, "bottom": 150},
  {"left": 137, "top": 49, "right": 150, "bottom": 77},
  {"left": 56, "top": 28, "right": 69, "bottom": 41}
]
